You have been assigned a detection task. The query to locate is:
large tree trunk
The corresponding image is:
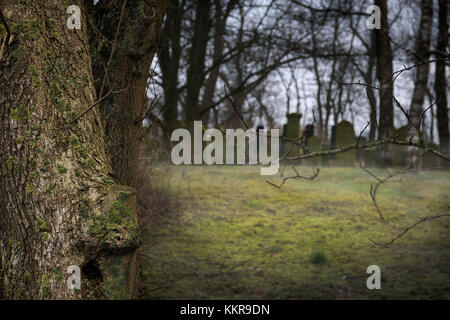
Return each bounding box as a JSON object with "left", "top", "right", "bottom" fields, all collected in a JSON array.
[
  {"left": 87, "top": 0, "right": 167, "bottom": 187},
  {"left": 407, "top": 0, "right": 433, "bottom": 166},
  {"left": 0, "top": 0, "right": 141, "bottom": 299},
  {"left": 374, "top": 0, "right": 394, "bottom": 167},
  {"left": 435, "top": 0, "right": 448, "bottom": 165}
]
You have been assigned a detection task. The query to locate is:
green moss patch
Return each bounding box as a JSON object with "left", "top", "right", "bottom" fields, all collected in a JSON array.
[
  {"left": 102, "top": 257, "right": 130, "bottom": 300},
  {"left": 89, "top": 186, "right": 139, "bottom": 250}
]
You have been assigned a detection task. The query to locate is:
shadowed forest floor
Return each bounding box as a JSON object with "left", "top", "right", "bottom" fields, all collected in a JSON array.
[{"left": 140, "top": 166, "right": 450, "bottom": 299}]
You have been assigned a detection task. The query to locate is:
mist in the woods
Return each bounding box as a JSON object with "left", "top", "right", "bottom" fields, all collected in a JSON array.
[{"left": 0, "top": 0, "right": 449, "bottom": 301}]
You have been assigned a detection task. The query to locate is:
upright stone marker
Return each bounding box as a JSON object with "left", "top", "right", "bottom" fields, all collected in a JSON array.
[
  {"left": 305, "top": 135, "right": 322, "bottom": 165},
  {"left": 335, "top": 120, "right": 356, "bottom": 166},
  {"left": 320, "top": 142, "right": 330, "bottom": 166}
]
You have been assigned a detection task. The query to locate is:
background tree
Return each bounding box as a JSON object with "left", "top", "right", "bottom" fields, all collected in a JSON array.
[
  {"left": 374, "top": 0, "right": 394, "bottom": 166},
  {"left": 406, "top": 0, "right": 433, "bottom": 166},
  {"left": 159, "top": 0, "right": 185, "bottom": 141},
  {"left": 434, "top": 0, "right": 448, "bottom": 165},
  {"left": 86, "top": 0, "right": 167, "bottom": 187}
]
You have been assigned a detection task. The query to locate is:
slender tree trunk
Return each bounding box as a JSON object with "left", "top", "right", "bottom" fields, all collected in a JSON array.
[
  {"left": 324, "top": 13, "right": 339, "bottom": 141},
  {"left": 374, "top": 0, "right": 394, "bottom": 167},
  {"left": 160, "top": 0, "right": 183, "bottom": 141},
  {"left": 367, "top": 31, "right": 377, "bottom": 142},
  {"left": 200, "top": 0, "right": 237, "bottom": 124},
  {"left": 88, "top": 0, "right": 167, "bottom": 187},
  {"left": 311, "top": 23, "right": 324, "bottom": 139},
  {"left": 0, "top": 0, "right": 140, "bottom": 299},
  {"left": 407, "top": 0, "right": 433, "bottom": 166},
  {"left": 185, "top": 0, "right": 211, "bottom": 126},
  {"left": 435, "top": 0, "right": 448, "bottom": 165}
]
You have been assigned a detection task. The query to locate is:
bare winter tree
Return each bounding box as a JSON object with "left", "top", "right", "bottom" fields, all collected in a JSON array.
[
  {"left": 434, "top": 0, "right": 449, "bottom": 165},
  {"left": 86, "top": 0, "right": 167, "bottom": 187},
  {"left": 406, "top": 0, "right": 433, "bottom": 166},
  {"left": 374, "top": 0, "right": 394, "bottom": 167}
]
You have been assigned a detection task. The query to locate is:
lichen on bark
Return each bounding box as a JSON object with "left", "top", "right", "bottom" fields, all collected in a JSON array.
[{"left": 0, "top": 0, "right": 143, "bottom": 299}]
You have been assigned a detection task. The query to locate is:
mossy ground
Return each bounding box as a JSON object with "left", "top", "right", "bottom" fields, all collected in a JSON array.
[{"left": 141, "top": 165, "right": 450, "bottom": 299}]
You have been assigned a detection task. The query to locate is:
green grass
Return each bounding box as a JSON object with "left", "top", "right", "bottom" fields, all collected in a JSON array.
[{"left": 141, "top": 165, "right": 450, "bottom": 299}]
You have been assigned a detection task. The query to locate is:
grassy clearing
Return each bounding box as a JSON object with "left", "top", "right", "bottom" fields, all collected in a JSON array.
[{"left": 141, "top": 165, "right": 450, "bottom": 299}]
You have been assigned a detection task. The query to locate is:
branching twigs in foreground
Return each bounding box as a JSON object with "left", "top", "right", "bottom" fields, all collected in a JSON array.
[
  {"left": 361, "top": 145, "right": 441, "bottom": 220},
  {"left": 339, "top": 81, "right": 408, "bottom": 118},
  {"left": 362, "top": 166, "right": 408, "bottom": 221},
  {"left": 369, "top": 214, "right": 450, "bottom": 247},
  {"left": 266, "top": 166, "right": 320, "bottom": 189},
  {"left": 224, "top": 85, "right": 250, "bottom": 130},
  {"left": 285, "top": 139, "right": 450, "bottom": 162}
]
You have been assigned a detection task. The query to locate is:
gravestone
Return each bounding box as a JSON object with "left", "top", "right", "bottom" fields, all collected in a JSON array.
[
  {"left": 363, "top": 146, "right": 377, "bottom": 168},
  {"left": 256, "top": 125, "right": 264, "bottom": 161},
  {"left": 356, "top": 136, "right": 377, "bottom": 167},
  {"left": 302, "top": 124, "right": 314, "bottom": 140},
  {"left": 283, "top": 113, "right": 302, "bottom": 157},
  {"left": 330, "top": 125, "right": 337, "bottom": 150},
  {"left": 305, "top": 135, "right": 322, "bottom": 165},
  {"left": 285, "top": 113, "right": 302, "bottom": 139},
  {"left": 321, "top": 142, "right": 330, "bottom": 166},
  {"left": 281, "top": 123, "right": 287, "bottom": 157},
  {"left": 335, "top": 120, "right": 356, "bottom": 166}
]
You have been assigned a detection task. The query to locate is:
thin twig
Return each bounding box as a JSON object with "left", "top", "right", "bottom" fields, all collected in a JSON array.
[
  {"left": 369, "top": 214, "right": 450, "bottom": 247},
  {"left": 224, "top": 85, "right": 249, "bottom": 129},
  {"left": 71, "top": 88, "right": 127, "bottom": 123},
  {"left": 266, "top": 166, "right": 319, "bottom": 189}
]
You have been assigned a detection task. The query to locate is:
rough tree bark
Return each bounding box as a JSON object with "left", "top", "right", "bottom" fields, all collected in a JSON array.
[
  {"left": 0, "top": 0, "right": 161, "bottom": 299},
  {"left": 374, "top": 0, "right": 394, "bottom": 167},
  {"left": 407, "top": 0, "right": 433, "bottom": 166},
  {"left": 87, "top": 0, "right": 168, "bottom": 187},
  {"left": 434, "top": 0, "right": 448, "bottom": 165}
]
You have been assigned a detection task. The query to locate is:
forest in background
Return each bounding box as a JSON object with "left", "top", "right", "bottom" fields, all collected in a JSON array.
[{"left": 0, "top": 0, "right": 448, "bottom": 300}]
